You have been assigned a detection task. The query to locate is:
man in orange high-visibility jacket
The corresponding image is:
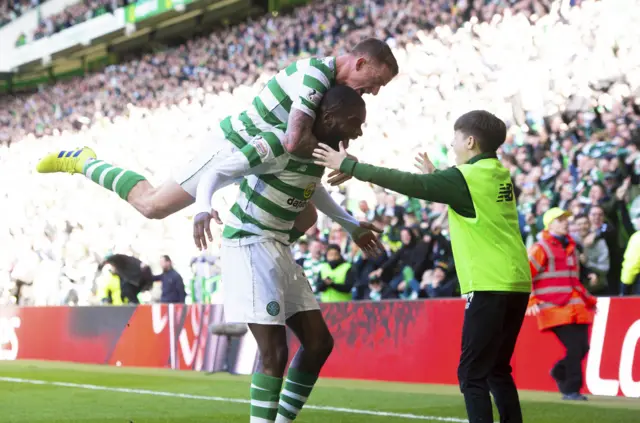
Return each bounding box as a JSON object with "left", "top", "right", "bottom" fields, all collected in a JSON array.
[{"left": 526, "top": 207, "right": 597, "bottom": 401}]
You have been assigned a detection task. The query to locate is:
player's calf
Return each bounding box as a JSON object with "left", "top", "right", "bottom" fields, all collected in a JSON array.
[
  {"left": 127, "top": 180, "right": 195, "bottom": 220},
  {"left": 274, "top": 311, "right": 334, "bottom": 422},
  {"left": 249, "top": 324, "right": 289, "bottom": 423}
]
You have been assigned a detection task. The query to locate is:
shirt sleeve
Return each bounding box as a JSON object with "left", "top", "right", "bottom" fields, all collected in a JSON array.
[
  {"left": 527, "top": 243, "right": 547, "bottom": 281},
  {"left": 194, "top": 133, "right": 286, "bottom": 215},
  {"left": 311, "top": 185, "right": 360, "bottom": 234},
  {"left": 291, "top": 59, "right": 333, "bottom": 119},
  {"left": 339, "top": 159, "right": 476, "bottom": 218}
]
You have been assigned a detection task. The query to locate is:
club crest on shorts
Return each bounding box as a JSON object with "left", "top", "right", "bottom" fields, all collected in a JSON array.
[
  {"left": 251, "top": 137, "right": 269, "bottom": 159},
  {"left": 303, "top": 182, "right": 316, "bottom": 199},
  {"left": 266, "top": 301, "right": 281, "bottom": 316}
]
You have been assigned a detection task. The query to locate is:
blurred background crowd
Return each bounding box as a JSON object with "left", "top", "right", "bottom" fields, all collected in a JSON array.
[{"left": 1, "top": 0, "right": 639, "bottom": 306}]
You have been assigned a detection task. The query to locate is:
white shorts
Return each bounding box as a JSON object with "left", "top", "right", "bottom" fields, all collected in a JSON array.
[
  {"left": 221, "top": 240, "right": 320, "bottom": 325},
  {"left": 173, "top": 126, "right": 239, "bottom": 197}
]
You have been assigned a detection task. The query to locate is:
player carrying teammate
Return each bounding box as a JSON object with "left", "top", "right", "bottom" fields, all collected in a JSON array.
[
  {"left": 35, "top": 38, "right": 398, "bottom": 242},
  {"left": 191, "top": 84, "right": 382, "bottom": 423}
]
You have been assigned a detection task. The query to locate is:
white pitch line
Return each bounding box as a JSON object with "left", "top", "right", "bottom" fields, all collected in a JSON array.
[{"left": 0, "top": 376, "right": 468, "bottom": 422}]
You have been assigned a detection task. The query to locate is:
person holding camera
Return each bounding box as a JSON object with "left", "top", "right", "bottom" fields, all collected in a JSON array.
[{"left": 98, "top": 253, "right": 154, "bottom": 304}]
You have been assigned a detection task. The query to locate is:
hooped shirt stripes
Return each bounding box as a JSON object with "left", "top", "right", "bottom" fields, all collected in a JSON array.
[
  {"left": 219, "top": 57, "right": 336, "bottom": 150},
  {"left": 218, "top": 127, "right": 325, "bottom": 246}
]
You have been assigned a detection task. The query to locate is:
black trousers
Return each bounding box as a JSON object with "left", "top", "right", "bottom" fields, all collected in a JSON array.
[
  {"left": 550, "top": 324, "right": 590, "bottom": 394},
  {"left": 458, "top": 291, "right": 529, "bottom": 423}
]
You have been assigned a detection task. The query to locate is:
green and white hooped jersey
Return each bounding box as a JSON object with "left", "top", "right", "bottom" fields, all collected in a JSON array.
[
  {"left": 219, "top": 57, "right": 336, "bottom": 149},
  {"left": 219, "top": 127, "right": 325, "bottom": 245}
]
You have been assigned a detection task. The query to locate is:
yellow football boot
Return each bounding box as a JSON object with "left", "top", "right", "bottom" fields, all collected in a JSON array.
[{"left": 36, "top": 147, "right": 97, "bottom": 174}]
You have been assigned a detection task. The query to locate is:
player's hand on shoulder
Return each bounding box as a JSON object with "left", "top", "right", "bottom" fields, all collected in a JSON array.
[
  {"left": 414, "top": 152, "right": 435, "bottom": 174},
  {"left": 326, "top": 153, "right": 358, "bottom": 186},
  {"left": 193, "top": 209, "right": 222, "bottom": 250},
  {"left": 313, "top": 142, "right": 348, "bottom": 171}
]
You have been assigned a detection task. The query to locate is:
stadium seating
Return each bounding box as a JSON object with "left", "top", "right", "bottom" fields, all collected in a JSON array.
[{"left": 0, "top": 0, "right": 638, "bottom": 306}]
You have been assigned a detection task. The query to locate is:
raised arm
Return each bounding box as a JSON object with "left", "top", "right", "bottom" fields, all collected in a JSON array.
[
  {"left": 284, "top": 60, "right": 333, "bottom": 157},
  {"left": 313, "top": 145, "right": 476, "bottom": 217},
  {"left": 341, "top": 161, "right": 475, "bottom": 218},
  {"left": 283, "top": 110, "right": 320, "bottom": 158}
]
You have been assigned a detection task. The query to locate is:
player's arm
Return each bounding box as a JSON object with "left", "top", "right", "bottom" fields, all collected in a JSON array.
[
  {"left": 341, "top": 161, "right": 475, "bottom": 217},
  {"left": 284, "top": 62, "right": 332, "bottom": 157},
  {"left": 193, "top": 135, "right": 285, "bottom": 249},
  {"left": 312, "top": 144, "right": 476, "bottom": 217},
  {"left": 311, "top": 185, "right": 384, "bottom": 256}
]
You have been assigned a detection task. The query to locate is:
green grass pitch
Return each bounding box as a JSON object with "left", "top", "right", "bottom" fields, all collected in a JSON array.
[{"left": 0, "top": 361, "right": 638, "bottom": 422}]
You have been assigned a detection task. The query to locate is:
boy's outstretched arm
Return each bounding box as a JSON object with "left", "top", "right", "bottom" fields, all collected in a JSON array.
[{"left": 313, "top": 143, "right": 474, "bottom": 217}]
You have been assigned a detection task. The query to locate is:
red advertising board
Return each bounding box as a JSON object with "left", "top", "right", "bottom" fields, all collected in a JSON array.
[{"left": 0, "top": 297, "right": 638, "bottom": 397}]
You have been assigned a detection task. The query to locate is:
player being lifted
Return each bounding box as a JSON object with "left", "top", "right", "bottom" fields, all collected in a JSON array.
[
  {"left": 35, "top": 38, "right": 398, "bottom": 242},
  {"left": 191, "top": 84, "right": 382, "bottom": 423}
]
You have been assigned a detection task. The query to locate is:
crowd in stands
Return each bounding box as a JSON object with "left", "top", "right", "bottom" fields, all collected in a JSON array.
[
  {"left": 32, "top": 0, "right": 129, "bottom": 41},
  {"left": 0, "top": 0, "right": 40, "bottom": 28},
  {"left": 1, "top": 0, "right": 640, "bottom": 306},
  {"left": 5, "top": 0, "right": 132, "bottom": 46}
]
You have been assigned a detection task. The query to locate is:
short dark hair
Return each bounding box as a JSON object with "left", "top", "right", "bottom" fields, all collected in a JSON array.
[
  {"left": 162, "top": 255, "right": 172, "bottom": 263},
  {"left": 326, "top": 244, "right": 342, "bottom": 254},
  {"left": 454, "top": 110, "right": 507, "bottom": 153},
  {"left": 320, "top": 84, "right": 365, "bottom": 115},
  {"left": 351, "top": 38, "right": 399, "bottom": 77}
]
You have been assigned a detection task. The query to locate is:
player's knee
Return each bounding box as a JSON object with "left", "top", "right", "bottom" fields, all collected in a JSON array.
[
  {"left": 304, "top": 332, "right": 334, "bottom": 362},
  {"left": 261, "top": 343, "right": 289, "bottom": 374},
  {"left": 139, "top": 197, "right": 171, "bottom": 220},
  {"left": 139, "top": 205, "right": 166, "bottom": 220}
]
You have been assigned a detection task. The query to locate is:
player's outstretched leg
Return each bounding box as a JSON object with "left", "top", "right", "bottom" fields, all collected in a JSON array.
[
  {"left": 275, "top": 310, "right": 334, "bottom": 422},
  {"left": 36, "top": 147, "right": 194, "bottom": 219},
  {"left": 249, "top": 324, "right": 289, "bottom": 423}
]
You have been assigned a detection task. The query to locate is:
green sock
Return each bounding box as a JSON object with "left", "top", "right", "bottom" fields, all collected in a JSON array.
[
  {"left": 275, "top": 368, "right": 318, "bottom": 422},
  {"left": 251, "top": 373, "right": 283, "bottom": 423},
  {"left": 83, "top": 159, "right": 146, "bottom": 201}
]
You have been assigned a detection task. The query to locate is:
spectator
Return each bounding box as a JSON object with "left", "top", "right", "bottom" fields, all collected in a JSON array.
[
  {"left": 99, "top": 253, "right": 153, "bottom": 304},
  {"left": 526, "top": 208, "right": 597, "bottom": 400},
  {"left": 293, "top": 239, "right": 309, "bottom": 261},
  {"left": 571, "top": 213, "right": 609, "bottom": 294},
  {"left": 349, "top": 244, "right": 389, "bottom": 300},
  {"left": 315, "top": 244, "right": 353, "bottom": 303},
  {"left": 420, "top": 261, "right": 457, "bottom": 298},
  {"left": 297, "top": 239, "right": 326, "bottom": 289},
  {"left": 157, "top": 255, "right": 186, "bottom": 304},
  {"left": 587, "top": 205, "right": 622, "bottom": 294},
  {"left": 1, "top": 0, "right": 639, "bottom": 304},
  {"left": 96, "top": 263, "right": 123, "bottom": 305},
  {"left": 369, "top": 227, "right": 430, "bottom": 298}
]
